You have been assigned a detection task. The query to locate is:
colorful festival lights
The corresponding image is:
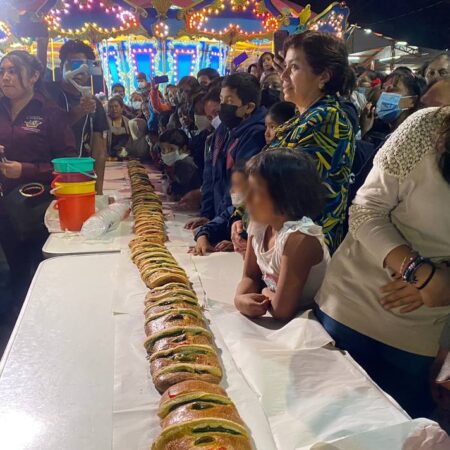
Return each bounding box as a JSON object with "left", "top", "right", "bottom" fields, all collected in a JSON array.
[
  {"left": 44, "top": 0, "right": 140, "bottom": 38},
  {"left": 0, "top": 22, "right": 12, "bottom": 45}
]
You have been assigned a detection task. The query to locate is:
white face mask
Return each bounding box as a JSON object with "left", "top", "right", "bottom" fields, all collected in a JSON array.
[
  {"left": 161, "top": 150, "right": 180, "bottom": 167},
  {"left": 131, "top": 101, "right": 142, "bottom": 110},
  {"left": 138, "top": 81, "right": 146, "bottom": 89},
  {"left": 194, "top": 114, "right": 211, "bottom": 131},
  {"left": 231, "top": 192, "right": 245, "bottom": 208},
  {"left": 211, "top": 115, "right": 221, "bottom": 129}
]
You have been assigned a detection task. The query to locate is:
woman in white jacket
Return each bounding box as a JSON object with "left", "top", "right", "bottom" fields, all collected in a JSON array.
[{"left": 315, "top": 106, "right": 450, "bottom": 418}]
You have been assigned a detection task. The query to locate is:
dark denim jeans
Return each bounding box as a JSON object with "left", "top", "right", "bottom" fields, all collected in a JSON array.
[{"left": 315, "top": 306, "right": 435, "bottom": 418}]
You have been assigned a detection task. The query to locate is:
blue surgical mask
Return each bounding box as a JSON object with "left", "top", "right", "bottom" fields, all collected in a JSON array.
[
  {"left": 356, "top": 86, "right": 368, "bottom": 97},
  {"left": 376, "top": 92, "right": 409, "bottom": 123}
]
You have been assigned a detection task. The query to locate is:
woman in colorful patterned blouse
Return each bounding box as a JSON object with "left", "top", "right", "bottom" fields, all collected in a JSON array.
[{"left": 271, "top": 31, "right": 355, "bottom": 253}]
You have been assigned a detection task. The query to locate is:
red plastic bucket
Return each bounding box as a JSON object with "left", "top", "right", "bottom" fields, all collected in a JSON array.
[
  {"left": 52, "top": 171, "right": 96, "bottom": 183},
  {"left": 54, "top": 192, "right": 95, "bottom": 231}
]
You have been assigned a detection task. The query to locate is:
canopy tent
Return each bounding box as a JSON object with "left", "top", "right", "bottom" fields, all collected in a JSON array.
[{"left": 346, "top": 26, "right": 443, "bottom": 72}]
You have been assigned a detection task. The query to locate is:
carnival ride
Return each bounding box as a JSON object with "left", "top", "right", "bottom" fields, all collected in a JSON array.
[{"left": 1, "top": 0, "right": 350, "bottom": 94}]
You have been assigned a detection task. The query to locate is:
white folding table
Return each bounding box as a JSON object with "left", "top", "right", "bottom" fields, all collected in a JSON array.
[{"left": 0, "top": 254, "right": 118, "bottom": 450}]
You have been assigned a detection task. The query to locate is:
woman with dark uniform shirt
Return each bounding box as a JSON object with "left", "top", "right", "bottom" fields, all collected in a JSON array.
[{"left": 0, "top": 50, "right": 76, "bottom": 310}]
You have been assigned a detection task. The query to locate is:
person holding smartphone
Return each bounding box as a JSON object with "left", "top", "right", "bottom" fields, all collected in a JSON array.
[{"left": 45, "top": 40, "right": 108, "bottom": 194}]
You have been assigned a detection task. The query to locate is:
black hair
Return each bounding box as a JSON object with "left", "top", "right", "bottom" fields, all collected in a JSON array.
[
  {"left": 284, "top": 31, "right": 350, "bottom": 96},
  {"left": 341, "top": 67, "right": 356, "bottom": 96},
  {"left": 192, "top": 96, "right": 205, "bottom": 115},
  {"left": 439, "top": 111, "right": 450, "bottom": 185},
  {"left": 1, "top": 50, "right": 44, "bottom": 93},
  {"left": 247, "top": 63, "right": 258, "bottom": 74},
  {"left": 203, "top": 87, "right": 221, "bottom": 104},
  {"left": 267, "top": 101, "right": 296, "bottom": 125},
  {"left": 261, "top": 72, "right": 282, "bottom": 89},
  {"left": 208, "top": 76, "right": 224, "bottom": 92},
  {"left": 178, "top": 76, "right": 203, "bottom": 106},
  {"left": 417, "top": 62, "right": 429, "bottom": 78},
  {"left": 108, "top": 96, "right": 124, "bottom": 108},
  {"left": 376, "top": 71, "right": 387, "bottom": 83},
  {"left": 159, "top": 110, "right": 172, "bottom": 129},
  {"left": 353, "top": 65, "right": 366, "bottom": 77},
  {"left": 166, "top": 84, "right": 176, "bottom": 90},
  {"left": 159, "top": 129, "right": 189, "bottom": 148},
  {"left": 59, "top": 40, "right": 95, "bottom": 65},
  {"left": 366, "top": 85, "right": 381, "bottom": 104},
  {"left": 197, "top": 67, "right": 220, "bottom": 80},
  {"left": 177, "top": 76, "right": 200, "bottom": 91},
  {"left": 112, "top": 83, "right": 125, "bottom": 91},
  {"left": 137, "top": 72, "right": 147, "bottom": 80},
  {"left": 246, "top": 148, "right": 324, "bottom": 220},
  {"left": 393, "top": 66, "right": 413, "bottom": 76},
  {"left": 415, "top": 76, "right": 428, "bottom": 96},
  {"left": 221, "top": 72, "right": 261, "bottom": 108},
  {"left": 232, "top": 159, "right": 247, "bottom": 175},
  {"left": 258, "top": 52, "right": 274, "bottom": 71},
  {"left": 178, "top": 102, "right": 193, "bottom": 117}
]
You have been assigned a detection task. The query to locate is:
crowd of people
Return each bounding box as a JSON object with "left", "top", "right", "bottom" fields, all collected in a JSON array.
[{"left": 0, "top": 32, "right": 449, "bottom": 425}]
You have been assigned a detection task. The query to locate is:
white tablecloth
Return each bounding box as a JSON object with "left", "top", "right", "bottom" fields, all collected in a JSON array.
[
  {"left": 1, "top": 167, "right": 447, "bottom": 449},
  {"left": 111, "top": 217, "right": 448, "bottom": 450}
]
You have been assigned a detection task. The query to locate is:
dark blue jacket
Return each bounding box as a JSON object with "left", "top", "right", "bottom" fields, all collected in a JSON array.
[
  {"left": 194, "top": 205, "right": 236, "bottom": 244},
  {"left": 200, "top": 136, "right": 216, "bottom": 219},
  {"left": 189, "top": 129, "right": 209, "bottom": 177},
  {"left": 200, "top": 107, "right": 266, "bottom": 219}
]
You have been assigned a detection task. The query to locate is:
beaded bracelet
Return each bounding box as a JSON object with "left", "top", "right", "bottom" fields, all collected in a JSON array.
[
  {"left": 400, "top": 252, "right": 419, "bottom": 277},
  {"left": 417, "top": 264, "right": 436, "bottom": 290},
  {"left": 402, "top": 256, "right": 433, "bottom": 284},
  {"left": 402, "top": 254, "right": 422, "bottom": 283}
]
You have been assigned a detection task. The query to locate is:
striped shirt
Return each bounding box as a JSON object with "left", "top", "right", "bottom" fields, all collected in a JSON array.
[{"left": 269, "top": 95, "right": 355, "bottom": 253}]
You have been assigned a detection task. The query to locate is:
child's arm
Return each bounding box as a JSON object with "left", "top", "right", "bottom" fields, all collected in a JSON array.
[
  {"left": 268, "top": 232, "right": 323, "bottom": 321},
  {"left": 192, "top": 206, "right": 235, "bottom": 256},
  {"left": 190, "top": 235, "right": 215, "bottom": 256},
  {"left": 214, "top": 241, "right": 234, "bottom": 252},
  {"left": 234, "top": 236, "right": 269, "bottom": 318}
]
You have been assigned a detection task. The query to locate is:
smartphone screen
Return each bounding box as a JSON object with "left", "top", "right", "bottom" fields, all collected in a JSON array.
[
  {"left": 154, "top": 75, "right": 169, "bottom": 85},
  {"left": 273, "top": 30, "right": 289, "bottom": 56},
  {"left": 232, "top": 52, "right": 249, "bottom": 68}
]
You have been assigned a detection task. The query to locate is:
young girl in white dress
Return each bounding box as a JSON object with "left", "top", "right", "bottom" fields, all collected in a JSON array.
[{"left": 234, "top": 148, "right": 330, "bottom": 321}]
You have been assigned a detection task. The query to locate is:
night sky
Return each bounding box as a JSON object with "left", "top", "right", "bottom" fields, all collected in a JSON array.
[{"left": 307, "top": 0, "right": 450, "bottom": 49}]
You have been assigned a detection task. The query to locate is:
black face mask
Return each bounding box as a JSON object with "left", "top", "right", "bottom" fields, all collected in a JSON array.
[
  {"left": 219, "top": 104, "right": 243, "bottom": 129},
  {"left": 261, "top": 88, "right": 281, "bottom": 108}
]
